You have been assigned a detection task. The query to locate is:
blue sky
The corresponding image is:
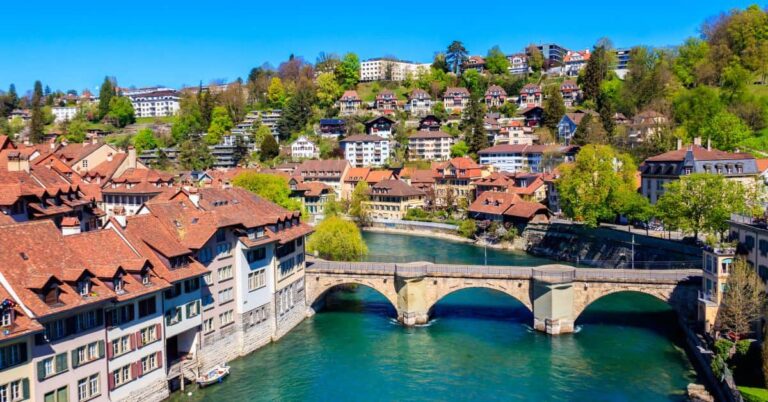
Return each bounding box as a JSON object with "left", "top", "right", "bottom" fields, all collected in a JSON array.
[{"left": 0, "top": 0, "right": 762, "bottom": 94}]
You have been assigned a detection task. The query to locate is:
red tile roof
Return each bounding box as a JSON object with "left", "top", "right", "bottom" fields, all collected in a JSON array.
[{"left": 644, "top": 145, "right": 753, "bottom": 163}]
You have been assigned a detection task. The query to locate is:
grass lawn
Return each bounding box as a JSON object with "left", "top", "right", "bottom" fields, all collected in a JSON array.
[
  {"left": 740, "top": 386, "right": 768, "bottom": 402},
  {"left": 135, "top": 116, "right": 174, "bottom": 124},
  {"left": 355, "top": 82, "right": 412, "bottom": 103},
  {"left": 747, "top": 84, "right": 768, "bottom": 98}
]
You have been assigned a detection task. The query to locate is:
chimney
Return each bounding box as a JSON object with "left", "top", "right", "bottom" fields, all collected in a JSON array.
[
  {"left": 91, "top": 137, "right": 98, "bottom": 145},
  {"left": 676, "top": 138, "right": 683, "bottom": 150},
  {"left": 188, "top": 187, "right": 200, "bottom": 207},
  {"left": 707, "top": 137, "right": 711, "bottom": 151},
  {"left": 106, "top": 152, "right": 113, "bottom": 162},
  {"left": 693, "top": 137, "right": 702, "bottom": 146},
  {"left": 50, "top": 140, "right": 56, "bottom": 150},
  {"left": 127, "top": 147, "right": 137, "bottom": 168}
]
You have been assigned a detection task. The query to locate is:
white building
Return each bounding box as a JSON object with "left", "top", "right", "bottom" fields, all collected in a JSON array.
[
  {"left": 290, "top": 136, "right": 319, "bottom": 159},
  {"left": 408, "top": 130, "right": 455, "bottom": 161},
  {"left": 360, "top": 58, "right": 431, "bottom": 82},
  {"left": 340, "top": 135, "right": 390, "bottom": 167},
  {"left": 478, "top": 144, "right": 579, "bottom": 173},
  {"left": 51, "top": 106, "right": 79, "bottom": 123},
  {"left": 128, "top": 90, "right": 180, "bottom": 118}
]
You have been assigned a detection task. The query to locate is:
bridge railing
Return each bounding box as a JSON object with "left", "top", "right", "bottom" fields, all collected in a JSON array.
[
  {"left": 574, "top": 268, "right": 701, "bottom": 282},
  {"left": 397, "top": 264, "right": 534, "bottom": 278}
]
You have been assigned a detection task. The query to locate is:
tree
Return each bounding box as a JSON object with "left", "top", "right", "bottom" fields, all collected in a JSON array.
[
  {"left": 715, "top": 259, "right": 766, "bottom": 337},
  {"left": 656, "top": 173, "right": 750, "bottom": 239},
  {"left": 178, "top": 137, "right": 214, "bottom": 171},
  {"left": 172, "top": 93, "right": 205, "bottom": 143},
  {"left": 133, "top": 128, "right": 158, "bottom": 153},
  {"left": 485, "top": 46, "right": 509, "bottom": 75},
  {"left": 335, "top": 53, "right": 360, "bottom": 89},
  {"left": 673, "top": 38, "right": 712, "bottom": 87},
  {"left": 315, "top": 72, "right": 342, "bottom": 109},
  {"left": 457, "top": 219, "right": 477, "bottom": 238},
  {"left": 259, "top": 133, "right": 279, "bottom": 162},
  {"left": 205, "top": 106, "right": 233, "bottom": 145},
  {"left": 446, "top": 41, "right": 468, "bottom": 75},
  {"left": 581, "top": 45, "right": 610, "bottom": 101},
  {"left": 106, "top": 97, "right": 135, "bottom": 128},
  {"left": 571, "top": 113, "right": 608, "bottom": 146},
  {"left": 98, "top": 77, "right": 115, "bottom": 120},
  {"left": 28, "top": 81, "right": 46, "bottom": 144},
  {"left": 349, "top": 181, "right": 370, "bottom": 225},
  {"left": 63, "top": 117, "right": 87, "bottom": 143},
  {"left": 556, "top": 144, "right": 638, "bottom": 226},
  {"left": 450, "top": 140, "right": 469, "bottom": 157},
  {"left": 276, "top": 85, "right": 314, "bottom": 141},
  {"left": 527, "top": 45, "right": 544, "bottom": 73},
  {"left": 672, "top": 86, "right": 724, "bottom": 138},
  {"left": 542, "top": 85, "right": 565, "bottom": 132},
  {"left": 267, "top": 77, "right": 286, "bottom": 108},
  {"left": 615, "top": 190, "right": 654, "bottom": 234},
  {"left": 323, "top": 195, "right": 343, "bottom": 217},
  {"left": 232, "top": 172, "right": 302, "bottom": 212},
  {"left": 315, "top": 52, "right": 340, "bottom": 73},
  {"left": 700, "top": 111, "right": 751, "bottom": 151},
  {"left": 307, "top": 216, "right": 367, "bottom": 261},
  {"left": 462, "top": 97, "right": 487, "bottom": 155},
  {"left": 432, "top": 52, "right": 449, "bottom": 73}
]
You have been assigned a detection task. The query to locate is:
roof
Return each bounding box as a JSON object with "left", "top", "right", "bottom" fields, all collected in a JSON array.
[
  {"left": 409, "top": 130, "right": 452, "bottom": 139},
  {"left": 344, "top": 167, "right": 371, "bottom": 182},
  {"left": 364, "top": 116, "right": 396, "bottom": 125},
  {"left": 295, "top": 181, "right": 332, "bottom": 197},
  {"left": 369, "top": 179, "right": 425, "bottom": 197},
  {"left": 444, "top": 87, "right": 470, "bottom": 96},
  {"left": 756, "top": 158, "right": 768, "bottom": 173},
  {"left": 340, "top": 134, "right": 388, "bottom": 143},
  {"left": 644, "top": 145, "right": 754, "bottom": 163},
  {"left": 294, "top": 159, "right": 349, "bottom": 178},
  {"left": 478, "top": 144, "right": 577, "bottom": 155},
  {"left": 364, "top": 170, "right": 394, "bottom": 184},
  {"left": 469, "top": 191, "right": 548, "bottom": 219},
  {"left": 485, "top": 85, "right": 507, "bottom": 96},
  {"left": 340, "top": 90, "right": 360, "bottom": 100},
  {"left": 409, "top": 89, "right": 431, "bottom": 100}
]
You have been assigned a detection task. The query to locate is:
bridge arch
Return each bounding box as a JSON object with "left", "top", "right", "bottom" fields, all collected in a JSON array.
[
  {"left": 426, "top": 279, "right": 533, "bottom": 314},
  {"left": 572, "top": 282, "right": 678, "bottom": 321},
  {"left": 305, "top": 274, "right": 399, "bottom": 312}
]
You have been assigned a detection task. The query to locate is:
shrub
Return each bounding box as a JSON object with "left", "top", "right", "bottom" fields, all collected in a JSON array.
[{"left": 457, "top": 219, "right": 477, "bottom": 238}]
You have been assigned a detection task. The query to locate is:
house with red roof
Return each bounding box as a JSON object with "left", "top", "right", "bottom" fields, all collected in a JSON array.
[
  {"left": 337, "top": 90, "right": 362, "bottom": 116},
  {"left": 374, "top": 90, "right": 398, "bottom": 115},
  {"left": 468, "top": 191, "right": 550, "bottom": 227},
  {"left": 406, "top": 89, "right": 433, "bottom": 117},
  {"left": 560, "top": 80, "right": 581, "bottom": 107},
  {"left": 433, "top": 157, "right": 489, "bottom": 208},
  {"left": 484, "top": 85, "right": 507, "bottom": 108},
  {"left": 519, "top": 84, "right": 542, "bottom": 108},
  {"left": 442, "top": 87, "right": 471, "bottom": 116},
  {"left": 364, "top": 179, "right": 426, "bottom": 220}
]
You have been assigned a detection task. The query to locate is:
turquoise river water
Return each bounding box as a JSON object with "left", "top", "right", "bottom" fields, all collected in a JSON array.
[{"left": 172, "top": 232, "right": 697, "bottom": 401}]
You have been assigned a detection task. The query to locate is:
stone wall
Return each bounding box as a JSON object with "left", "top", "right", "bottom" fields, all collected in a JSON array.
[
  {"left": 116, "top": 377, "right": 169, "bottom": 402},
  {"left": 275, "top": 288, "right": 306, "bottom": 340}
]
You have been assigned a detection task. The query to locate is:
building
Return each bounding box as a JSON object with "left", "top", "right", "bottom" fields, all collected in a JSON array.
[
  {"left": 613, "top": 48, "right": 632, "bottom": 78},
  {"left": 374, "top": 90, "right": 398, "bottom": 114},
  {"left": 418, "top": 115, "right": 442, "bottom": 132},
  {"left": 484, "top": 85, "right": 507, "bottom": 108},
  {"left": 563, "top": 50, "right": 590, "bottom": 76},
  {"left": 640, "top": 142, "right": 759, "bottom": 204},
  {"left": 461, "top": 56, "right": 486, "bottom": 74},
  {"left": 433, "top": 157, "right": 487, "bottom": 208},
  {"left": 698, "top": 244, "right": 736, "bottom": 333},
  {"left": 406, "top": 89, "right": 433, "bottom": 117},
  {"left": 364, "top": 116, "right": 396, "bottom": 140},
  {"left": 408, "top": 131, "right": 454, "bottom": 161},
  {"left": 521, "top": 106, "right": 544, "bottom": 127},
  {"left": 443, "top": 87, "right": 471, "bottom": 116},
  {"left": 507, "top": 53, "right": 529, "bottom": 75},
  {"left": 340, "top": 135, "right": 390, "bottom": 168},
  {"left": 101, "top": 168, "right": 176, "bottom": 217},
  {"left": 337, "top": 91, "right": 362, "bottom": 116},
  {"left": 557, "top": 110, "right": 596, "bottom": 144},
  {"left": 628, "top": 110, "right": 668, "bottom": 145},
  {"left": 473, "top": 171, "right": 548, "bottom": 203},
  {"left": 317, "top": 119, "right": 346, "bottom": 139},
  {"left": 519, "top": 84, "right": 542, "bottom": 109},
  {"left": 293, "top": 159, "right": 351, "bottom": 196},
  {"left": 528, "top": 43, "right": 568, "bottom": 68},
  {"left": 364, "top": 180, "right": 425, "bottom": 220},
  {"left": 495, "top": 119, "right": 535, "bottom": 145},
  {"left": 478, "top": 144, "right": 579, "bottom": 173},
  {"left": 560, "top": 80, "right": 580, "bottom": 107},
  {"left": 128, "top": 90, "right": 180, "bottom": 118},
  {"left": 359, "top": 58, "right": 430, "bottom": 82},
  {"left": 290, "top": 136, "right": 319, "bottom": 160},
  {"left": 468, "top": 191, "right": 550, "bottom": 227},
  {"left": 51, "top": 106, "right": 78, "bottom": 123},
  {"left": 231, "top": 110, "right": 282, "bottom": 141},
  {"left": 289, "top": 180, "right": 332, "bottom": 223}
]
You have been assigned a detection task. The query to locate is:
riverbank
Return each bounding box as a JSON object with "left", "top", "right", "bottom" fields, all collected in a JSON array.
[{"left": 362, "top": 225, "right": 474, "bottom": 244}]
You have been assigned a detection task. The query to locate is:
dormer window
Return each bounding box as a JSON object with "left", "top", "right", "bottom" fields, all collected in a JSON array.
[
  {"left": 1, "top": 309, "right": 13, "bottom": 327},
  {"left": 141, "top": 271, "right": 151, "bottom": 286},
  {"left": 43, "top": 284, "right": 61, "bottom": 306},
  {"left": 113, "top": 275, "right": 124, "bottom": 294},
  {"left": 78, "top": 276, "right": 91, "bottom": 297}
]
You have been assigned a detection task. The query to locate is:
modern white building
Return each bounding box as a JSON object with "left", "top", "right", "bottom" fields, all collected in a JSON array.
[
  {"left": 290, "top": 136, "right": 319, "bottom": 160},
  {"left": 478, "top": 144, "right": 579, "bottom": 173},
  {"left": 51, "top": 106, "right": 79, "bottom": 123},
  {"left": 340, "top": 135, "right": 390, "bottom": 167},
  {"left": 128, "top": 90, "right": 180, "bottom": 118},
  {"left": 408, "top": 131, "right": 454, "bottom": 161},
  {"left": 360, "top": 58, "right": 431, "bottom": 82}
]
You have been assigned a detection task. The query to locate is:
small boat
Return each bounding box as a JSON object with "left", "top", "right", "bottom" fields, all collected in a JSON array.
[{"left": 196, "top": 364, "right": 230, "bottom": 387}]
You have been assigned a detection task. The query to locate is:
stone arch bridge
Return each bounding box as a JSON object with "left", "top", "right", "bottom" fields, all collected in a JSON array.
[{"left": 305, "top": 260, "right": 701, "bottom": 334}]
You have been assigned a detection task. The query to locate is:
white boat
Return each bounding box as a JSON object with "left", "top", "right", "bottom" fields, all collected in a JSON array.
[{"left": 196, "top": 364, "right": 230, "bottom": 387}]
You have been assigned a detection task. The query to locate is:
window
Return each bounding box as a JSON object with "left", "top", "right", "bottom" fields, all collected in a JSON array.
[
  {"left": 37, "top": 353, "right": 68, "bottom": 380},
  {"left": 219, "top": 310, "right": 234, "bottom": 327},
  {"left": 113, "top": 276, "right": 124, "bottom": 294},
  {"left": 216, "top": 243, "right": 232, "bottom": 257},
  {"left": 77, "top": 277, "right": 91, "bottom": 297},
  {"left": 141, "top": 353, "right": 158, "bottom": 374},
  {"left": 139, "top": 325, "right": 159, "bottom": 346},
  {"left": 77, "top": 374, "right": 99, "bottom": 401},
  {"left": 203, "top": 318, "right": 214, "bottom": 333},
  {"left": 165, "top": 307, "right": 182, "bottom": 326},
  {"left": 137, "top": 297, "right": 156, "bottom": 318},
  {"left": 202, "top": 294, "right": 214, "bottom": 309},
  {"left": 217, "top": 266, "right": 233, "bottom": 281},
  {"left": 184, "top": 278, "right": 200, "bottom": 293},
  {"left": 197, "top": 247, "right": 213, "bottom": 264},
  {"left": 216, "top": 230, "right": 226, "bottom": 242},
  {"left": 185, "top": 301, "right": 201, "bottom": 319},
  {"left": 72, "top": 341, "right": 103, "bottom": 367},
  {"left": 107, "top": 305, "right": 133, "bottom": 327},
  {"left": 202, "top": 272, "right": 213, "bottom": 285},
  {"left": 246, "top": 248, "right": 266, "bottom": 263},
  {"left": 1, "top": 311, "right": 13, "bottom": 327},
  {"left": 0, "top": 379, "right": 27, "bottom": 402},
  {"left": 110, "top": 335, "right": 132, "bottom": 358},
  {"left": 218, "top": 288, "right": 234, "bottom": 304},
  {"left": 112, "top": 365, "right": 131, "bottom": 388},
  {"left": 248, "top": 270, "right": 266, "bottom": 291},
  {"left": 164, "top": 283, "right": 182, "bottom": 299},
  {"left": 140, "top": 271, "right": 151, "bottom": 286},
  {"left": 43, "top": 386, "right": 68, "bottom": 402},
  {"left": 0, "top": 343, "right": 26, "bottom": 370}
]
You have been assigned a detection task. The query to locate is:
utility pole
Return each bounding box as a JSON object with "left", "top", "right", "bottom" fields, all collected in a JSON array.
[{"left": 631, "top": 234, "right": 635, "bottom": 270}]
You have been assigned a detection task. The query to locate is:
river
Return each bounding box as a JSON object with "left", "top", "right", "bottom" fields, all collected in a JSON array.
[{"left": 173, "top": 232, "right": 697, "bottom": 401}]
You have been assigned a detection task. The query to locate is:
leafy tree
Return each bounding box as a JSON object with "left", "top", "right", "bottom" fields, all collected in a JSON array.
[
  {"left": 432, "top": 52, "right": 449, "bottom": 73},
  {"left": 656, "top": 173, "right": 750, "bottom": 239},
  {"left": 259, "top": 133, "right": 279, "bottom": 161},
  {"left": 526, "top": 45, "right": 544, "bottom": 73},
  {"left": 571, "top": 113, "right": 608, "bottom": 146},
  {"left": 461, "top": 69, "right": 485, "bottom": 95},
  {"left": 315, "top": 52, "right": 340, "bottom": 73},
  {"left": 172, "top": 94, "right": 205, "bottom": 143},
  {"left": 462, "top": 97, "right": 487, "bottom": 155},
  {"left": 232, "top": 172, "right": 302, "bottom": 212},
  {"left": 556, "top": 144, "right": 637, "bottom": 226},
  {"left": 335, "top": 53, "right": 360, "bottom": 89},
  {"left": 178, "top": 136, "right": 214, "bottom": 171},
  {"left": 267, "top": 77, "right": 286, "bottom": 108},
  {"left": 615, "top": 191, "right": 654, "bottom": 234},
  {"left": 672, "top": 86, "right": 725, "bottom": 137},
  {"left": 701, "top": 111, "right": 751, "bottom": 151},
  {"left": 307, "top": 216, "right": 367, "bottom": 261},
  {"left": 323, "top": 195, "right": 343, "bottom": 217},
  {"left": 431, "top": 101, "right": 448, "bottom": 121},
  {"left": 542, "top": 85, "right": 565, "bottom": 132},
  {"left": 205, "top": 106, "right": 233, "bottom": 145},
  {"left": 106, "top": 97, "right": 135, "bottom": 128},
  {"left": 349, "top": 181, "right": 370, "bottom": 225},
  {"left": 596, "top": 91, "right": 616, "bottom": 135},
  {"left": 581, "top": 44, "right": 610, "bottom": 101},
  {"left": 457, "top": 219, "right": 477, "bottom": 238},
  {"left": 673, "top": 38, "right": 712, "bottom": 87},
  {"left": 715, "top": 259, "right": 766, "bottom": 338},
  {"left": 98, "top": 77, "right": 115, "bottom": 120},
  {"left": 450, "top": 140, "right": 469, "bottom": 157},
  {"left": 485, "top": 46, "right": 509, "bottom": 74},
  {"left": 315, "top": 72, "right": 342, "bottom": 109},
  {"left": 720, "top": 61, "right": 751, "bottom": 101},
  {"left": 197, "top": 87, "right": 215, "bottom": 129},
  {"left": 133, "top": 128, "right": 158, "bottom": 153},
  {"left": 63, "top": 117, "right": 88, "bottom": 143},
  {"left": 446, "top": 40, "right": 468, "bottom": 75},
  {"left": 29, "top": 80, "right": 45, "bottom": 144}
]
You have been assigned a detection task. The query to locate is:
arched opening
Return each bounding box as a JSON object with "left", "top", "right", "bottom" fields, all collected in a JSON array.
[
  {"left": 312, "top": 284, "right": 397, "bottom": 319},
  {"left": 575, "top": 291, "right": 677, "bottom": 335},
  {"left": 429, "top": 287, "right": 532, "bottom": 323}
]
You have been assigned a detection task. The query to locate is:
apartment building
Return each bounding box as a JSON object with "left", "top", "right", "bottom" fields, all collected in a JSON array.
[
  {"left": 127, "top": 90, "right": 180, "bottom": 118},
  {"left": 340, "top": 135, "right": 390, "bottom": 168},
  {"left": 406, "top": 89, "right": 433, "bottom": 117},
  {"left": 442, "top": 87, "right": 470, "bottom": 116},
  {"left": 293, "top": 159, "right": 351, "bottom": 196},
  {"left": 101, "top": 169, "right": 176, "bottom": 217},
  {"left": 364, "top": 180, "right": 425, "bottom": 220},
  {"left": 507, "top": 53, "right": 529, "bottom": 75},
  {"left": 51, "top": 107, "right": 79, "bottom": 123},
  {"left": 407, "top": 131, "right": 454, "bottom": 161},
  {"left": 290, "top": 136, "right": 319, "bottom": 160},
  {"left": 478, "top": 144, "right": 579, "bottom": 173},
  {"left": 560, "top": 80, "right": 580, "bottom": 107},
  {"left": 359, "top": 58, "right": 430, "bottom": 82},
  {"left": 433, "top": 157, "right": 487, "bottom": 208}
]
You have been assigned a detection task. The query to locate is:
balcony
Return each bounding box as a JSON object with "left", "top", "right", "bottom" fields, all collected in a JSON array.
[{"left": 698, "top": 290, "right": 717, "bottom": 305}]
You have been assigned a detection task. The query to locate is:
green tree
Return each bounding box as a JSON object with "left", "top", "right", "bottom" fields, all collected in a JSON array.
[
  {"left": 462, "top": 97, "right": 488, "bottom": 155},
  {"left": 232, "top": 172, "right": 302, "bottom": 212},
  {"left": 720, "top": 61, "right": 751, "bottom": 101},
  {"left": 581, "top": 45, "right": 610, "bottom": 101},
  {"left": 571, "top": 113, "right": 608, "bottom": 146},
  {"left": 29, "top": 80, "right": 45, "bottom": 144},
  {"left": 133, "top": 128, "right": 158, "bottom": 153},
  {"left": 205, "top": 106, "right": 233, "bottom": 145},
  {"left": 542, "top": 85, "right": 566, "bottom": 132},
  {"left": 276, "top": 85, "right": 314, "bottom": 141},
  {"left": 335, "top": 53, "right": 360, "bottom": 89},
  {"left": 715, "top": 259, "right": 766, "bottom": 337},
  {"left": 431, "top": 101, "right": 448, "bottom": 121},
  {"left": 349, "top": 181, "right": 370, "bottom": 225},
  {"left": 701, "top": 111, "right": 751, "bottom": 151},
  {"left": 323, "top": 195, "right": 343, "bottom": 217},
  {"left": 450, "top": 140, "right": 469, "bottom": 157},
  {"left": 615, "top": 190, "right": 654, "bottom": 233},
  {"left": 106, "top": 97, "right": 135, "bottom": 128},
  {"left": 315, "top": 72, "right": 342, "bottom": 109},
  {"left": 527, "top": 45, "right": 544, "bottom": 73},
  {"left": 259, "top": 133, "right": 279, "bottom": 161},
  {"left": 267, "top": 77, "right": 286, "bottom": 108},
  {"left": 63, "top": 117, "right": 88, "bottom": 143},
  {"left": 432, "top": 52, "right": 449, "bottom": 73},
  {"left": 446, "top": 40, "right": 469, "bottom": 75},
  {"left": 485, "top": 46, "right": 509, "bottom": 75},
  {"left": 457, "top": 219, "right": 477, "bottom": 238},
  {"left": 178, "top": 137, "right": 214, "bottom": 170},
  {"left": 673, "top": 38, "right": 712, "bottom": 87},
  {"left": 172, "top": 94, "right": 205, "bottom": 143},
  {"left": 656, "top": 173, "right": 750, "bottom": 239},
  {"left": 672, "top": 86, "right": 725, "bottom": 138},
  {"left": 556, "top": 144, "right": 637, "bottom": 226},
  {"left": 98, "top": 77, "right": 115, "bottom": 120},
  {"left": 306, "top": 216, "right": 367, "bottom": 261}
]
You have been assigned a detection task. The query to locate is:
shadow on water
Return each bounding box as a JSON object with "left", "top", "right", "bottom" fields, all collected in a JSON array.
[
  {"left": 430, "top": 288, "right": 533, "bottom": 323},
  {"left": 576, "top": 291, "right": 684, "bottom": 339},
  {"left": 322, "top": 285, "right": 397, "bottom": 318}
]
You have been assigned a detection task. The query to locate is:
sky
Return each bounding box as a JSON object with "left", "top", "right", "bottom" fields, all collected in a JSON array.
[{"left": 0, "top": 0, "right": 763, "bottom": 94}]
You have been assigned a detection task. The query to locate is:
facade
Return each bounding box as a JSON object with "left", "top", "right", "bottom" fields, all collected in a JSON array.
[
  {"left": 317, "top": 119, "right": 346, "bottom": 139},
  {"left": 484, "top": 85, "right": 507, "bottom": 108},
  {"left": 698, "top": 246, "right": 736, "bottom": 333},
  {"left": 560, "top": 80, "right": 580, "bottom": 107},
  {"left": 557, "top": 111, "right": 596, "bottom": 144},
  {"left": 374, "top": 90, "right": 398, "bottom": 114},
  {"left": 406, "top": 89, "right": 433, "bottom": 117},
  {"left": 563, "top": 50, "right": 590, "bottom": 76},
  {"left": 340, "top": 135, "right": 390, "bottom": 168},
  {"left": 101, "top": 168, "right": 175, "bottom": 218},
  {"left": 289, "top": 180, "right": 332, "bottom": 223},
  {"left": 478, "top": 144, "right": 579, "bottom": 173},
  {"left": 359, "top": 58, "right": 430, "bottom": 82},
  {"left": 628, "top": 110, "right": 668, "bottom": 145},
  {"left": 51, "top": 107, "right": 79, "bottom": 123},
  {"left": 407, "top": 131, "right": 454, "bottom": 161},
  {"left": 337, "top": 91, "right": 361, "bottom": 116},
  {"left": 639, "top": 143, "right": 758, "bottom": 204},
  {"left": 127, "top": 90, "right": 180, "bottom": 118},
  {"left": 461, "top": 56, "right": 486, "bottom": 74},
  {"left": 433, "top": 157, "right": 487, "bottom": 208},
  {"left": 364, "top": 180, "right": 425, "bottom": 220},
  {"left": 231, "top": 110, "right": 282, "bottom": 141},
  {"left": 468, "top": 191, "right": 550, "bottom": 226},
  {"left": 613, "top": 48, "right": 632, "bottom": 78},
  {"left": 364, "top": 116, "right": 395, "bottom": 140},
  {"left": 506, "top": 53, "right": 529, "bottom": 75},
  {"left": 495, "top": 120, "right": 534, "bottom": 145},
  {"left": 442, "top": 87, "right": 470, "bottom": 116},
  {"left": 293, "top": 159, "right": 351, "bottom": 196},
  {"left": 418, "top": 115, "right": 442, "bottom": 132},
  {"left": 529, "top": 43, "right": 568, "bottom": 68},
  {"left": 519, "top": 84, "right": 542, "bottom": 109},
  {"left": 290, "top": 136, "right": 319, "bottom": 160}
]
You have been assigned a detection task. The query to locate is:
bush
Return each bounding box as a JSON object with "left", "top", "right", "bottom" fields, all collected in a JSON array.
[
  {"left": 307, "top": 217, "right": 367, "bottom": 261},
  {"left": 715, "top": 339, "right": 735, "bottom": 358},
  {"left": 457, "top": 219, "right": 477, "bottom": 238}
]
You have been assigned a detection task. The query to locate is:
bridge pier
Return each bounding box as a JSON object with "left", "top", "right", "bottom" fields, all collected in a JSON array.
[
  {"left": 532, "top": 266, "right": 576, "bottom": 335},
  {"left": 396, "top": 270, "right": 430, "bottom": 326}
]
